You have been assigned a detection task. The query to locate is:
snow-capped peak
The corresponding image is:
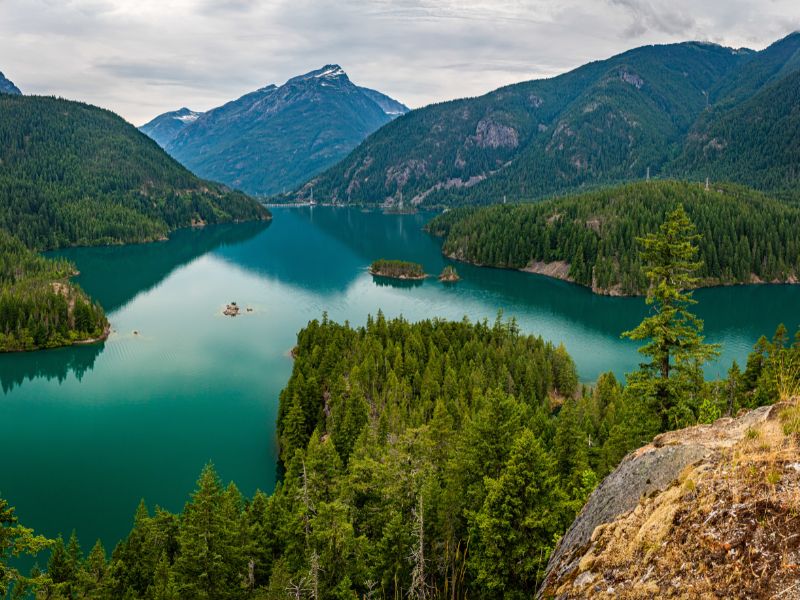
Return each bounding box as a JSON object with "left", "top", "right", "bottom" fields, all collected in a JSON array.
[{"left": 314, "top": 65, "right": 346, "bottom": 79}]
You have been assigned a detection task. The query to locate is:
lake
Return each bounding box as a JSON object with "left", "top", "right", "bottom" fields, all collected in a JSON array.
[{"left": 1, "top": 206, "right": 798, "bottom": 556}]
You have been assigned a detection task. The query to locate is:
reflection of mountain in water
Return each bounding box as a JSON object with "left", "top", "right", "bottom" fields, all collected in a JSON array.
[
  {"left": 0, "top": 343, "right": 103, "bottom": 393},
  {"left": 212, "top": 209, "right": 364, "bottom": 293},
  {"left": 53, "top": 221, "right": 270, "bottom": 312},
  {"left": 212, "top": 208, "right": 443, "bottom": 294}
]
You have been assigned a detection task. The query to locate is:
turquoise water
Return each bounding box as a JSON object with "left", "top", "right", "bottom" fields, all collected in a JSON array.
[{"left": 1, "top": 207, "right": 798, "bottom": 556}]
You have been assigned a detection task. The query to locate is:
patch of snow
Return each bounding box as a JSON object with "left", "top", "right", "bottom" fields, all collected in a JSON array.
[
  {"left": 315, "top": 66, "right": 346, "bottom": 79},
  {"left": 175, "top": 111, "right": 201, "bottom": 123}
]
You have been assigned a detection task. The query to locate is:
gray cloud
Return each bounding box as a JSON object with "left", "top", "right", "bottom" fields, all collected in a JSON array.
[
  {"left": 0, "top": 0, "right": 798, "bottom": 124},
  {"left": 609, "top": 0, "right": 695, "bottom": 37}
]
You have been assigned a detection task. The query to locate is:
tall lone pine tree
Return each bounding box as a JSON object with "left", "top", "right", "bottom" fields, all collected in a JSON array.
[{"left": 623, "top": 205, "right": 720, "bottom": 428}]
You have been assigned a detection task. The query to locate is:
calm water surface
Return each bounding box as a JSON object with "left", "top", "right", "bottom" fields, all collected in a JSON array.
[{"left": 1, "top": 207, "right": 798, "bottom": 554}]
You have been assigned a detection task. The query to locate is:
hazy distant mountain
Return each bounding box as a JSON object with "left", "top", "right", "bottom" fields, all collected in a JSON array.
[
  {"left": 0, "top": 71, "right": 21, "bottom": 95},
  {"left": 140, "top": 65, "right": 408, "bottom": 195},
  {"left": 140, "top": 107, "right": 202, "bottom": 148},
  {"left": 295, "top": 34, "right": 800, "bottom": 207}
]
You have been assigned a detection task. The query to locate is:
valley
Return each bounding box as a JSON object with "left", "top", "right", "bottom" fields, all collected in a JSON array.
[{"left": 0, "top": 18, "right": 799, "bottom": 599}]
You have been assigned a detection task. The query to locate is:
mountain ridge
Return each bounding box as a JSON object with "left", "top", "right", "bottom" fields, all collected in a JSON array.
[
  {"left": 291, "top": 35, "right": 800, "bottom": 207},
  {"left": 140, "top": 65, "right": 409, "bottom": 196}
]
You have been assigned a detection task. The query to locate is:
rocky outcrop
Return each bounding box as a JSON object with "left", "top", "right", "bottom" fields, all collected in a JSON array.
[
  {"left": 471, "top": 118, "right": 519, "bottom": 149},
  {"left": 522, "top": 260, "right": 572, "bottom": 281},
  {"left": 539, "top": 401, "right": 800, "bottom": 599}
]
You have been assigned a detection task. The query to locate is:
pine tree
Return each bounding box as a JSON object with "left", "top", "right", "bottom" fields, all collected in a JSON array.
[
  {"left": 472, "top": 429, "right": 566, "bottom": 598},
  {"left": 83, "top": 540, "right": 109, "bottom": 599},
  {"left": 0, "top": 495, "right": 51, "bottom": 597},
  {"left": 623, "top": 205, "right": 720, "bottom": 429},
  {"left": 173, "top": 464, "right": 246, "bottom": 600},
  {"left": 281, "top": 393, "right": 308, "bottom": 464}
]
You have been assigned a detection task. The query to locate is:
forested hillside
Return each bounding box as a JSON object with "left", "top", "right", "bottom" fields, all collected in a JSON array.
[
  {"left": 674, "top": 69, "right": 800, "bottom": 194},
  {"left": 427, "top": 181, "right": 800, "bottom": 295},
  {"left": 292, "top": 33, "right": 800, "bottom": 207},
  {"left": 0, "top": 94, "right": 270, "bottom": 249}
]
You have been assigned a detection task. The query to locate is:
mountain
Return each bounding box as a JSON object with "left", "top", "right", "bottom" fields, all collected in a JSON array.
[
  {"left": 426, "top": 180, "right": 800, "bottom": 295},
  {"left": 141, "top": 65, "right": 409, "bottom": 196},
  {"left": 295, "top": 34, "right": 800, "bottom": 208},
  {"left": 0, "top": 94, "right": 270, "bottom": 250},
  {"left": 0, "top": 71, "right": 21, "bottom": 95},
  {"left": 139, "top": 107, "right": 202, "bottom": 148},
  {"left": 674, "top": 33, "right": 800, "bottom": 195}
]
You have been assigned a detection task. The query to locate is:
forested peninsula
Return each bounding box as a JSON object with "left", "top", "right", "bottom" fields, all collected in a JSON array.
[
  {"left": 0, "top": 94, "right": 271, "bottom": 351},
  {"left": 0, "top": 231, "right": 107, "bottom": 351},
  {"left": 427, "top": 181, "right": 800, "bottom": 296}
]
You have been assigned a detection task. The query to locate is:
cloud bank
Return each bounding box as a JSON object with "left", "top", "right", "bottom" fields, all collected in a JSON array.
[{"left": 1, "top": 0, "right": 798, "bottom": 123}]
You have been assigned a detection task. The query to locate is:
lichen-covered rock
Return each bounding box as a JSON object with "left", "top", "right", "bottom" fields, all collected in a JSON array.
[{"left": 539, "top": 402, "right": 800, "bottom": 599}]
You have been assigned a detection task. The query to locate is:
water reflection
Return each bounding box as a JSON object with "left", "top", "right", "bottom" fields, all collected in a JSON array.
[
  {"left": 371, "top": 275, "right": 425, "bottom": 288},
  {"left": 0, "top": 343, "right": 103, "bottom": 393},
  {"left": 52, "top": 221, "right": 269, "bottom": 312}
]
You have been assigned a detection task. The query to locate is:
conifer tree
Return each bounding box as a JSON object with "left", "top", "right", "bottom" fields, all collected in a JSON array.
[
  {"left": 472, "top": 429, "right": 566, "bottom": 598},
  {"left": 623, "top": 205, "right": 719, "bottom": 428},
  {"left": 0, "top": 495, "right": 51, "bottom": 597},
  {"left": 173, "top": 464, "right": 246, "bottom": 600}
]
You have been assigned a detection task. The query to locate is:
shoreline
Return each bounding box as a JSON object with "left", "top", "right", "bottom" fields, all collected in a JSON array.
[
  {"left": 72, "top": 323, "right": 112, "bottom": 346},
  {"left": 368, "top": 268, "right": 428, "bottom": 281},
  {"left": 444, "top": 252, "right": 800, "bottom": 298},
  {"left": 43, "top": 214, "right": 271, "bottom": 253},
  {"left": 0, "top": 323, "right": 111, "bottom": 354}
]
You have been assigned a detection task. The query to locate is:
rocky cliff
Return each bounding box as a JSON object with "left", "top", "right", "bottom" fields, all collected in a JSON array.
[{"left": 539, "top": 400, "right": 800, "bottom": 599}]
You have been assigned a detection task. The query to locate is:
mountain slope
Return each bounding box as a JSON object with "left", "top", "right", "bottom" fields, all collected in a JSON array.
[
  {"left": 0, "top": 71, "right": 21, "bottom": 95},
  {"left": 296, "top": 36, "right": 800, "bottom": 207},
  {"left": 707, "top": 31, "right": 800, "bottom": 108},
  {"left": 0, "top": 94, "right": 270, "bottom": 249},
  {"left": 143, "top": 65, "right": 409, "bottom": 196},
  {"left": 139, "top": 107, "right": 202, "bottom": 148},
  {"left": 673, "top": 33, "right": 800, "bottom": 194},
  {"left": 427, "top": 181, "right": 800, "bottom": 295},
  {"left": 294, "top": 42, "right": 746, "bottom": 207}
]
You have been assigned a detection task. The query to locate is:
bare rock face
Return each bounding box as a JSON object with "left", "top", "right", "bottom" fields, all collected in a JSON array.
[
  {"left": 539, "top": 402, "right": 799, "bottom": 599},
  {"left": 472, "top": 118, "right": 519, "bottom": 149},
  {"left": 619, "top": 69, "right": 644, "bottom": 89}
]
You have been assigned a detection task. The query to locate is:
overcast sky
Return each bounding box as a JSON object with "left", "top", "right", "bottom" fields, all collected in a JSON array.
[{"left": 2, "top": 0, "right": 798, "bottom": 125}]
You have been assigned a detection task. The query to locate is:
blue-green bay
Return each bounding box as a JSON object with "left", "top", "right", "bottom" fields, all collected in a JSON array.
[{"left": 1, "top": 207, "right": 798, "bottom": 555}]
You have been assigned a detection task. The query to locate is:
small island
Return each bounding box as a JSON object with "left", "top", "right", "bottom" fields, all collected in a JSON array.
[
  {"left": 223, "top": 302, "right": 241, "bottom": 317},
  {"left": 369, "top": 259, "right": 426, "bottom": 280},
  {"left": 438, "top": 265, "right": 460, "bottom": 283}
]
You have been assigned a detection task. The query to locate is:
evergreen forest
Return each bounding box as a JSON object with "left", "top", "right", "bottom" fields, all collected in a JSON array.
[{"left": 427, "top": 181, "right": 800, "bottom": 295}]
